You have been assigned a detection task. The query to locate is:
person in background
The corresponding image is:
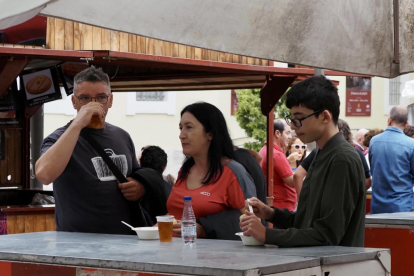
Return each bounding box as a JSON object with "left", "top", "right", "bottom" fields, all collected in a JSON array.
[
  {"left": 140, "top": 145, "right": 173, "bottom": 196},
  {"left": 163, "top": 174, "right": 176, "bottom": 186},
  {"left": 354, "top": 128, "right": 369, "bottom": 155},
  {"left": 241, "top": 76, "right": 365, "bottom": 247},
  {"left": 337, "top": 119, "right": 371, "bottom": 190},
  {"left": 362, "top": 129, "right": 384, "bottom": 169},
  {"left": 285, "top": 134, "right": 307, "bottom": 171},
  {"left": 36, "top": 66, "right": 144, "bottom": 234},
  {"left": 259, "top": 119, "right": 298, "bottom": 211},
  {"left": 243, "top": 148, "right": 263, "bottom": 163},
  {"left": 234, "top": 147, "right": 267, "bottom": 205},
  {"left": 285, "top": 135, "right": 307, "bottom": 201},
  {"left": 370, "top": 106, "right": 414, "bottom": 214},
  {"left": 404, "top": 125, "right": 414, "bottom": 138},
  {"left": 167, "top": 102, "right": 256, "bottom": 239},
  {"left": 138, "top": 146, "right": 176, "bottom": 186}
]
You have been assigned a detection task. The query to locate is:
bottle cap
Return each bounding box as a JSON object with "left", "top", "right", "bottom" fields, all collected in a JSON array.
[{"left": 184, "top": 196, "right": 192, "bottom": 201}]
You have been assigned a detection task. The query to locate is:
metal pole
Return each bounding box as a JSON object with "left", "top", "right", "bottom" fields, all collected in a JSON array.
[
  {"left": 314, "top": 68, "right": 325, "bottom": 76},
  {"left": 393, "top": 0, "right": 400, "bottom": 64},
  {"left": 30, "top": 105, "right": 44, "bottom": 189}
]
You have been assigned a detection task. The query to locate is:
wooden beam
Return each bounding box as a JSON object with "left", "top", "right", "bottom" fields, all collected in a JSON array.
[
  {"left": 260, "top": 76, "right": 296, "bottom": 115},
  {"left": 0, "top": 58, "right": 29, "bottom": 98},
  {"left": 25, "top": 105, "right": 42, "bottom": 119}
]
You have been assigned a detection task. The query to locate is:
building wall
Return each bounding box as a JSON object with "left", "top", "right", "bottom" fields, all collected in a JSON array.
[{"left": 333, "top": 74, "right": 414, "bottom": 132}]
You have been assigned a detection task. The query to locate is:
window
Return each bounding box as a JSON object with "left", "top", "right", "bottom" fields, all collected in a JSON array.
[
  {"left": 389, "top": 77, "right": 401, "bottom": 106},
  {"left": 383, "top": 74, "right": 410, "bottom": 114},
  {"left": 136, "top": 92, "right": 166, "bottom": 101},
  {"left": 127, "top": 91, "right": 176, "bottom": 115}
]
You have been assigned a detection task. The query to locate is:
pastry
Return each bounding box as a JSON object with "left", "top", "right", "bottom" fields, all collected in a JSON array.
[{"left": 26, "top": 75, "right": 52, "bottom": 94}]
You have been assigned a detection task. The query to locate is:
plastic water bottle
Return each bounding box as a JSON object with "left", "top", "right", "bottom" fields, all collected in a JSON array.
[{"left": 181, "top": 196, "right": 197, "bottom": 244}]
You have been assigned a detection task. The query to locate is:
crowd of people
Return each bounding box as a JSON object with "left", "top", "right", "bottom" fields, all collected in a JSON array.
[{"left": 34, "top": 66, "right": 413, "bottom": 248}]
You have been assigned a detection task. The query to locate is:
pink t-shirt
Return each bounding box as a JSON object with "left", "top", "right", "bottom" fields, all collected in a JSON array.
[{"left": 259, "top": 142, "right": 296, "bottom": 211}]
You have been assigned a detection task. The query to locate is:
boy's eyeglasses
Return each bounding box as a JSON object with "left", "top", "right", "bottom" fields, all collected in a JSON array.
[
  {"left": 292, "top": 144, "right": 307, "bottom": 150},
  {"left": 285, "top": 110, "right": 321, "bottom": 128}
]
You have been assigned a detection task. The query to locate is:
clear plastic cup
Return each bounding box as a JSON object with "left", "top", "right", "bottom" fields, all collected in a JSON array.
[
  {"left": 90, "top": 114, "right": 104, "bottom": 129},
  {"left": 156, "top": 215, "right": 174, "bottom": 242}
]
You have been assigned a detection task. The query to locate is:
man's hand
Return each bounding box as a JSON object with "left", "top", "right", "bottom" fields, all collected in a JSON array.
[
  {"left": 248, "top": 197, "right": 274, "bottom": 220},
  {"left": 72, "top": 102, "right": 106, "bottom": 129},
  {"left": 118, "top": 177, "right": 145, "bottom": 201},
  {"left": 239, "top": 211, "right": 266, "bottom": 243}
]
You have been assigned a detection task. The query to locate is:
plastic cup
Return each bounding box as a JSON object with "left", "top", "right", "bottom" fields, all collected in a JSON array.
[
  {"left": 90, "top": 114, "right": 104, "bottom": 129},
  {"left": 156, "top": 215, "right": 174, "bottom": 242}
]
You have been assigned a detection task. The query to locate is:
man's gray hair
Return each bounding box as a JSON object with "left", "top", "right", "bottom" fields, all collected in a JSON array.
[
  {"left": 390, "top": 105, "right": 408, "bottom": 126},
  {"left": 73, "top": 66, "right": 111, "bottom": 94}
]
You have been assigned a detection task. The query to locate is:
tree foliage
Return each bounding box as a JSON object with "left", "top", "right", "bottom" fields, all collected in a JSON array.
[{"left": 235, "top": 89, "right": 289, "bottom": 151}]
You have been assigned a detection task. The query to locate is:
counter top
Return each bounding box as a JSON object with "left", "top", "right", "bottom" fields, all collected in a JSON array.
[
  {"left": 366, "top": 212, "right": 414, "bottom": 225},
  {"left": 0, "top": 204, "right": 55, "bottom": 213},
  {"left": 0, "top": 232, "right": 388, "bottom": 276}
]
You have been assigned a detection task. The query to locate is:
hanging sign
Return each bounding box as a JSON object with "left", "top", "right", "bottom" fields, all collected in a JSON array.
[
  {"left": 346, "top": 77, "right": 371, "bottom": 116},
  {"left": 0, "top": 82, "right": 20, "bottom": 125},
  {"left": 21, "top": 68, "right": 62, "bottom": 107}
]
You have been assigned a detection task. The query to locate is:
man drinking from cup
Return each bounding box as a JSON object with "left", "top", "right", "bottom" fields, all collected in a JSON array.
[{"left": 36, "top": 66, "right": 145, "bottom": 235}]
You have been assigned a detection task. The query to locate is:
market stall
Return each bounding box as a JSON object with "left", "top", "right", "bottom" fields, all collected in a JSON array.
[{"left": 365, "top": 212, "right": 414, "bottom": 276}]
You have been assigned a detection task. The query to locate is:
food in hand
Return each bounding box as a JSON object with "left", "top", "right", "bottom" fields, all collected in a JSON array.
[{"left": 239, "top": 214, "right": 248, "bottom": 222}]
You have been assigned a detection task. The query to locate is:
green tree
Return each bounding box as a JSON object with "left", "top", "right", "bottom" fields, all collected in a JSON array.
[{"left": 235, "top": 89, "right": 289, "bottom": 151}]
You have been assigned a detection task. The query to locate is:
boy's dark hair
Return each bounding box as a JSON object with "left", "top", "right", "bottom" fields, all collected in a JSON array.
[
  {"left": 140, "top": 146, "right": 168, "bottom": 174},
  {"left": 285, "top": 76, "right": 340, "bottom": 125}
]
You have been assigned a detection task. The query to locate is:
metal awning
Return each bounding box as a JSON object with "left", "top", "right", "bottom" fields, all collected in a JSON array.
[
  {"left": 2, "top": 0, "right": 410, "bottom": 78},
  {"left": 0, "top": 47, "right": 354, "bottom": 94}
]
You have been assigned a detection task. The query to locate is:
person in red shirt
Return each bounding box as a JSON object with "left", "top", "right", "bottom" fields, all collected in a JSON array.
[
  {"left": 259, "top": 119, "right": 298, "bottom": 211},
  {"left": 167, "top": 102, "right": 257, "bottom": 239}
]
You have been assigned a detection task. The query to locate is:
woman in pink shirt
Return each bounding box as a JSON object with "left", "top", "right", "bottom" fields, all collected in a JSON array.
[{"left": 167, "top": 102, "right": 256, "bottom": 239}]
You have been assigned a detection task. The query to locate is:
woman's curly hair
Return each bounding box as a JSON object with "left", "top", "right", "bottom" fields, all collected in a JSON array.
[
  {"left": 363, "top": 129, "right": 384, "bottom": 147},
  {"left": 404, "top": 126, "right": 414, "bottom": 138}
]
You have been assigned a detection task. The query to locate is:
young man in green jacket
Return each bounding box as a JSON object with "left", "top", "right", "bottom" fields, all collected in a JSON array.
[{"left": 240, "top": 76, "right": 366, "bottom": 247}]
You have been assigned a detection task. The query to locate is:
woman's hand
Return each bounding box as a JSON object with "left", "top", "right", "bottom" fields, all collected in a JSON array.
[
  {"left": 172, "top": 221, "right": 206, "bottom": 238},
  {"left": 247, "top": 197, "right": 274, "bottom": 220},
  {"left": 172, "top": 220, "right": 182, "bottom": 236},
  {"left": 239, "top": 211, "right": 266, "bottom": 243},
  {"left": 287, "top": 152, "right": 300, "bottom": 163}
]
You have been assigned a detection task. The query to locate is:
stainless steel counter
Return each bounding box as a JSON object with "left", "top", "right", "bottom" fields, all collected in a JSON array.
[
  {"left": 0, "top": 231, "right": 389, "bottom": 276},
  {"left": 366, "top": 212, "right": 414, "bottom": 225}
]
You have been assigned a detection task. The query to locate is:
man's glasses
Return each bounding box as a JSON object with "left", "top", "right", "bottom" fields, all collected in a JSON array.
[
  {"left": 75, "top": 95, "right": 110, "bottom": 105},
  {"left": 292, "top": 144, "right": 307, "bottom": 150},
  {"left": 285, "top": 110, "right": 321, "bottom": 128}
]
